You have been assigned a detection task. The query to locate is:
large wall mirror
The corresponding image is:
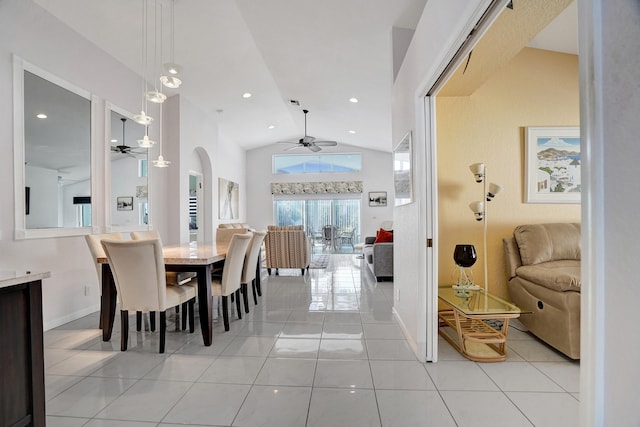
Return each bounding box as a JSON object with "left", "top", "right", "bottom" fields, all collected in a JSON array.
[
  {"left": 106, "top": 104, "right": 150, "bottom": 231},
  {"left": 13, "top": 56, "right": 97, "bottom": 239}
]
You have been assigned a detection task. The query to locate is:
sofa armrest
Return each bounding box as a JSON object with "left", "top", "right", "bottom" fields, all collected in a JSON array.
[
  {"left": 364, "top": 236, "right": 376, "bottom": 245},
  {"left": 372, "top": 242, "right": 394, "bottom": 277},
  {"left": 503, "top": 237, "right": 522, "bottom": 280}
]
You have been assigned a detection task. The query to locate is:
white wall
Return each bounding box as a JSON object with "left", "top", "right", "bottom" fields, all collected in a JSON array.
[
  {"left": 391, "top": 0, "right": 493, "bottom": 360},
  {"left": 216, "top": 132, "right": 247, "bottom": 228},
  {"left": 245, "top": 143, "right": 393, "bottom": 237},
  {"left": 24, "top": 165, "right": 59, "bottom": 228},
  {"left": 0, "top": 0, "right": 143, "bottom": 328},
  {"left": 111, "top": 157, "right": 145, "bottom": 227},
  {"left": 0, "top": 0, "right": 239, "bottom": 329}
]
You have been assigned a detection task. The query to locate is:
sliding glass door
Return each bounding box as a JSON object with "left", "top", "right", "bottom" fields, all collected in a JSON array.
[{"left": 274, "top": 198, "right": 360, "bottom": 254}]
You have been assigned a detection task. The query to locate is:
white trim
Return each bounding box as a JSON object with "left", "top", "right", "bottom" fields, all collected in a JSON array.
[
  {"left": 105, "top": 102, "right": 151, "bottom": 233},
  {"left": 423, "top": 96, "right": 439, "bottom": 362},
  {"left": 13, "top": 55, "right": 98, "bottom": 239},
  {"left": 578, "top": 0, "right": 604, "bottom": 425},
  {"left": 43, "top": 304, "right": 100, "bottom": 331}
]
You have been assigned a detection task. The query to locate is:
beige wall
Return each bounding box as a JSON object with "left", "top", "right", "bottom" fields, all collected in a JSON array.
[{"left": 436, "top": 47, "right": 581, "bottom": 299}]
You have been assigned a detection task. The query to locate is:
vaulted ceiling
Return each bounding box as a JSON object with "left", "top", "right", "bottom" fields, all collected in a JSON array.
[{"left": 32, "top": 0, "right": 576, "bottom": 153}]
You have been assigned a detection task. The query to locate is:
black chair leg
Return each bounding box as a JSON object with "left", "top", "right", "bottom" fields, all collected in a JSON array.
[
  {"left": 242, "top": 283, "right": 250, "bottom": 313},
  {"left": 267, "top": 268, "right": 272, "bottom": 275},
  {"left": 188, "top": 299, "right": 195, "bottom": 333},
  {"left": 235, "top": 289, "right": 242, "bottom": 319},
  {"left": 222, "top": 296, "right": 230, "bottom": 331},
  {"left": 182, "top": 302, "right": 188, "bottom": 330},
  {"left": 121, "top": 310, "right": 129, "bottom": 351},
  {"left": 159, "top": 311, "right": 166, "bottom": 353},
  {"left": 136, "top": 311, "right": 142, "bottom": 331},
  {"left": 255, "top": 258, "right": 262, "bottom": 296},
  {"left": 150, "top": 312, "right": 156, "bottom": 332},
  {"left": 252, "top": 279, "right": 258, "bottom": 305}
]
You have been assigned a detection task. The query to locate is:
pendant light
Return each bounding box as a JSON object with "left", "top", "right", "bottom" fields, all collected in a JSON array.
[
  {"left": 160, "top": 0, "right": 182, "bottom": 89},
  {"left": 145, "top": 0, "right": 167, "bottom": 104},
  {"left": 134, "top": 0, "right": 154, "bottom": 125},
  {"left": 152, "top": 101, "right": 170, "bottom": 167},
  {"left": 137, "top": 125, "right": 156, "bottom": 148}
]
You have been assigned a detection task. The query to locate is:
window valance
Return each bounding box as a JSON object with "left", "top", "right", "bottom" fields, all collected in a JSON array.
[{"left": 271, "top": 181, "right": 363, "bottom": 195}]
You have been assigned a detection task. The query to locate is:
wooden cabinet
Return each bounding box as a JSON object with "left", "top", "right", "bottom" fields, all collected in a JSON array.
[{"left": 0, "top": 272, "right": 49, "bottom": 427}]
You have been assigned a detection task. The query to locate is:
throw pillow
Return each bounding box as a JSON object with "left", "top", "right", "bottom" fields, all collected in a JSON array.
[{"left": 374, "top": 228, "right": 393, "bottom": 243}]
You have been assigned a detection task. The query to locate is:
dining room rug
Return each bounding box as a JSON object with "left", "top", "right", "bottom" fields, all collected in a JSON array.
[{"left": 309, "top": 254, "right": 330, "bottom": 269}]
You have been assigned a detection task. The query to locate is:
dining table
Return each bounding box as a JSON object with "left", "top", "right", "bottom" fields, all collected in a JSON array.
[{"left": 98, "top": 242, "right": 226, "bottom": 347}]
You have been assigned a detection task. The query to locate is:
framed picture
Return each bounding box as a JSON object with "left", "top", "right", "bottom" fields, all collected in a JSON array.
[
  {"left": 219, "top": 178, "right": 239, "bottom": 219},
  {"left": 525, "top": 127, "right": 580, "bottom": 204},
  {"left": 393, "top": 131, "right": 413, "bottom": 206},
  {"left": 368, "top": 191, "right": 387, "bottom": 207},
  {"left": 117, "top": 196, "right": 134, "bottom": 211}
]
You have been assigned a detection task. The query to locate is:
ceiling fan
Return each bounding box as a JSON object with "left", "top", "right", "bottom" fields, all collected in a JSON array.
[
  {"left": 278, "top": 109, "right": 337, "bottom": 152},
  {"left": 111, "top": 118, "right": 145, "bottom": 156}
]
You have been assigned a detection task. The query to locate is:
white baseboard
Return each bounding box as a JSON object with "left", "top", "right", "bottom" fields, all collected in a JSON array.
[
  {"left": 392, "top": 307, "right": 426, "bottom": 362},
  {"left": 44, "top": 304, "right": 100, "bottom": 331}
]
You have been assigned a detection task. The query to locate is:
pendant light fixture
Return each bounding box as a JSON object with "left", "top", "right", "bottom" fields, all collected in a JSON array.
[
  {"left": 145, "top": 0, "right": 167, "bottom": 104},
  {"left": 137, "top": 125, "right": 156, "bottom": 148},
  {"left": 160, "top": 0, "right": 182, "bottom": 89},
  {"left": 152, "top": 101, "right": 170, "bottom": 167},
  {"left": 134, "top": 0, "right": 154, "bottom": 126}
]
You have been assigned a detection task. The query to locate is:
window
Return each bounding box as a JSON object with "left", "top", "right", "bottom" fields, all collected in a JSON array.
[
  {"left": 274, "top": 198, "right": 361, "bottom": 253},
  {"left": 139, "top": 159, "right": 148, "bottom": 177},
  {"left": 273, "top": 153, "right": 361, "bottom": 174}
]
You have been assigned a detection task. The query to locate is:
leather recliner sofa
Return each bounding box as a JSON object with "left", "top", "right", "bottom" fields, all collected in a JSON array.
[{"left": 503, "top": 223, "right": 581, "bottom": 359}]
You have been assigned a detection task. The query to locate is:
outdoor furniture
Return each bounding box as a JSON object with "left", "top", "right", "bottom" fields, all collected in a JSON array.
[{"left": 322, "top": 225, "right": 337, "bottom": 251}]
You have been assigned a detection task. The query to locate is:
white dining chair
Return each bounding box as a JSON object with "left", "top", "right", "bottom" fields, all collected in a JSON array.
[
  {"left": 101, "top": 238, "right": 196, "bottom": 353},
  {"left": 212, "top": 233, "right": 252, "bottom": 331},
  {"left": 241, "top": 231, "right": 267, "bottom": 310},
  {"left": 131, "top": 230, "right": 197, "bottom": 330}
]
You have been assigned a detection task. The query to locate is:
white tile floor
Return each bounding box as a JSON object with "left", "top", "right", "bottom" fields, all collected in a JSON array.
[{"left": 45, "top": 255, "right": 579, "bottom": 427}]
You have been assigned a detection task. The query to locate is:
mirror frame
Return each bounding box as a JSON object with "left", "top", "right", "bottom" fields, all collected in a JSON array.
[
  {"left": 13, "top": 55, "right": 98, "bottom": 239},
  {"left": 104, "top": 102, "right": 152, "bottom": 233}
]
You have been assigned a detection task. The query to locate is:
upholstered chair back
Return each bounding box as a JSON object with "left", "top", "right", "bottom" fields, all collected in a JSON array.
[
  {"left": 85, "top": 232, "right": 123, "bottom": 277},
  {"left": 130, "top": 230, "right": 162, "bottom": 242},
  {"left": 264, "top": 225, "right": 311, "bottom": 270},
  {"left": 241, "top": 231, "right": 267, "bottom": 285},
  {"left": 101, "top": 239, "right": 169, "bottom": 312},
  {"left": 220, "top": 233, "right": 252, "bottom": 296}
]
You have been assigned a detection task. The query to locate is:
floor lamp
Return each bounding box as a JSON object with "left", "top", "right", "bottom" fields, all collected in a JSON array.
[{"left": 468, "top": 163, "right": 502, "bottom": 294}]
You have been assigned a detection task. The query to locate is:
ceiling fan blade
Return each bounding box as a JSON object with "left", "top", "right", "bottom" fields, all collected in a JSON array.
[
  {"left": 284, "top": 145, "right": 303, "bottom": 151},
  {"left": 313, "top": 140, "right": 337, "bottom": 146},
  {"left": 277, "top": 141, "right": 298, "bottom": 144},
  {"left": 308, "top": 145, "right": 322, "bottom": 152},
  {"left": 301, "top": 135, "right": 315, "bottom": 143}
]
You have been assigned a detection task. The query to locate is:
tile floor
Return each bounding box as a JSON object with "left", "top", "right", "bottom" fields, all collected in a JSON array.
[{"left": 45, "top": 255, "right": 579, "bottom": 427}]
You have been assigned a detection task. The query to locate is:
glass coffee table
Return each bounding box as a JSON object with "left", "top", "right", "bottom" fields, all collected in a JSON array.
[{"left": 438, "top": 287, "right": 526, "bottom": 362}]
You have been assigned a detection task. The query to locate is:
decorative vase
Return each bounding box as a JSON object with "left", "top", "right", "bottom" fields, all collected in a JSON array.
[
  {"left": 452, "top": 244, "right": 479, "bottom": 290},
  {"left": 453, "top": 244, "right": 477, "bottom": 268}
]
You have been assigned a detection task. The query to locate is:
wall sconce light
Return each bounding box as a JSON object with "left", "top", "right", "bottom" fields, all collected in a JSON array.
[{"left": 467, "top": 163, "right": 502, "bottom": 294}]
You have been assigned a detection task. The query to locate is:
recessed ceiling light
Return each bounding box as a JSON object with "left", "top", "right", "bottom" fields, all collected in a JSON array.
[
  {"left": 349, "top": 97, "right": 358, "bottom": 103},
  {"left": 110, "top": 139, "right": 118, "bottom": 143},
  {"left": 36, "top": 113, "right": 47, "bottom": 119},
  {"left": 268, "top": 125, "right": 275, "bottom": 129},
  {"left": 348, "top": 130, "right": 356, "bottom": 134},
  {"left": 242, "top": 92, "right": 252, "bottom": 98}
]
